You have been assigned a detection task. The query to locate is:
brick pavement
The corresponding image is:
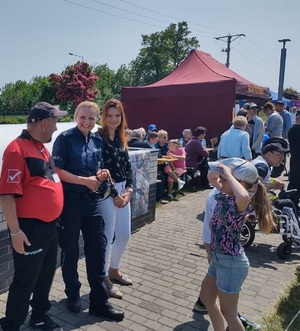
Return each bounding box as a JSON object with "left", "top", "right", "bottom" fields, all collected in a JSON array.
[{"left": 0, "top": 189, "right": 299, "bottom": 331}]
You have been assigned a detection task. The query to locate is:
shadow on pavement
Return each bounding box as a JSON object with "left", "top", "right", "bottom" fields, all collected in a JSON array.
[{"left": 173, "top": 312, "right": 210, "bottom": 330}]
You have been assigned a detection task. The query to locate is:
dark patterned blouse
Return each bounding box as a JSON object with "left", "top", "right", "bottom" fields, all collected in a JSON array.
[
  {"left": 210, "top": 193, "right": 251, "bottom": 256},
  {"left": 101, "top": 133, "right": 133, "bottom": 189}
]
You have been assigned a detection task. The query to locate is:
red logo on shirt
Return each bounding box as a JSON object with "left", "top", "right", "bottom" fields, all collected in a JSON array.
[{"left": 7, "top": 169, "right": 21, "bottom": 183}]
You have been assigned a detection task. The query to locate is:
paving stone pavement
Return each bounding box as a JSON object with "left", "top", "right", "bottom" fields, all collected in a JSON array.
[{"left": 0, "top": 188, "right": 299, "bottom": 331}]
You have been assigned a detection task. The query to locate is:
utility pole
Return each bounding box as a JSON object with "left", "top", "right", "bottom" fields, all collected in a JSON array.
[
  {"left": 214, "top": 34, "right": 245, "bottom": 68},
  {"left": 277, "top": 39, "right": 291, "bottom": 101}
]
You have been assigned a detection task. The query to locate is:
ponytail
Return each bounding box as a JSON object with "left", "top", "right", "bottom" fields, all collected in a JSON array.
[{"left": 251, "top": 182, "right": 276, "bottom": 234}]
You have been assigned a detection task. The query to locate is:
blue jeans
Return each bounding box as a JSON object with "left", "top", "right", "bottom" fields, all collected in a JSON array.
[{"left": 208, "top": 251, "right": 249, "bottom": 293}]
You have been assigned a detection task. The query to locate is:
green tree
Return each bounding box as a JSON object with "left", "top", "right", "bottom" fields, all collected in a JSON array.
[
  {"left": 283, "top": 87, "right": 299, "bottom": 100},
  {"left": 130, "top": 21, "right": 199, "bottom": 86},
  {"left": 0, "top": 80, "right": 37, "bottom": 115},
  {"left": 93, "top": 63, "right": 134, "bottom": 107},
  {"left": 113, "top": 64, "right": 134, "bottom": 96},
  {"left": 0, "top": 76, "right": 64, "bottom": 118},
  {"left": 93, "top": 64, "right": 116, "bottom": 106}
]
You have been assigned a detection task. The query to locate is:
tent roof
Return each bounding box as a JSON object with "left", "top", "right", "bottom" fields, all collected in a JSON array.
[{"left": 123, "top": 49, "right": 269, "bottom": 99}]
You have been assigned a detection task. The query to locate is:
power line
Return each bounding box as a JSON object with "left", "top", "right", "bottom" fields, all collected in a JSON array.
[
  {"left": 246, "top": 37, "right": 279, "bottom": 65},
  {"left": 63, "top": 0, "right": 225, "bottom": 38},
  {"left": 118, "top": 0, "right": 238, "bottom": 35},
  {"left": 246, "top": 38, "right": 299, "bottom": 77},
  {"left": 89, "top": 0, "right": 172, "bottom": 25},
  {"left": 231, "top": 47, "right": 278, "bottom": 74},
  {"left": 238, "top": 43, "right": 279, "bottom": 71},
  {"left": 62, "top": 0, "right": 164, "bottom": 29},
  {"left": 63, "top": 0, "right": 299, "bottom": 84}
]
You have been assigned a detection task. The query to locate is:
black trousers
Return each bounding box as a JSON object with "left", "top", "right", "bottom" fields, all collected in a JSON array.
[
  {"left": 0, "top": 218, "right": 58, "bottom": 331},
  {"left": 58, "top": 193, "right": 108, "bottom": 309},
  {"left": 197, "top": 158, "right": 209, "bottom": 187},
  {"left": 288, "top": 156, "right": 300, "bottom": 206}
]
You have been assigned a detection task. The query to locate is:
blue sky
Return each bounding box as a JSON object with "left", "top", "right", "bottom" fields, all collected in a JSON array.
[{"left": 1, "top": 0, "right": 299, "bottom": 93}]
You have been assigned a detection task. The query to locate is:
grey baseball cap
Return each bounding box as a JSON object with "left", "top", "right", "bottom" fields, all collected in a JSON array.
[{"left": 208, "top": 158, "right": 259, "bottom": 184}]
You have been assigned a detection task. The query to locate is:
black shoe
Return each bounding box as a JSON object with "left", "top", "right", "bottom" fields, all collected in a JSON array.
[
  {"left": 193, "top": 298, "right": 207, "bottom": 313},
  {"left": 66, "top": 298, "right": 81, "bottom": 313},
  {"left": 89, "top": 302, "right": 124, "bottom": 321},
  {"left": 29, "top": 314, "right": 62, "bottom": 330},
  {"left": 201, "top": 184, "right": 213, "bottom": 190}
]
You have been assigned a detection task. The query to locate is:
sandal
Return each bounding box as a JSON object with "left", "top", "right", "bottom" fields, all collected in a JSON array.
[
  {"left": 106, "top": 285, "right": 123, "bottom": 299},
  {"left": 109, "top": 273, "right": 133, "bottom": 286}
]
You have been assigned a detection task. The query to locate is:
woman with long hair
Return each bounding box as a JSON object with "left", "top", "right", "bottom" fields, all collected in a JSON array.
[
  {"left": 97, "top": 99, "right": 133, "bottom": 299},
  {"left": 52, "top": 101, "right": 124, "bottom": 320}
]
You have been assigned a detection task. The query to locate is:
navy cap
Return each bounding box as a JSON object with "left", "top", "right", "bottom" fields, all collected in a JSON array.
[{"left": 27, "top": 102, "right": 68, "bottom": 123}]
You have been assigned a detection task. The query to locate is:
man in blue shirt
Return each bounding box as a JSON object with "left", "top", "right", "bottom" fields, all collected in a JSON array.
[
  {"left": 217, "top": 116, "right": 252, "bottom": 161},
  {"left": 263, "top": 102, "right": 283, "bottom": 138},
  {"left": 276, "top": 101, "right": 292, "bottom": 138}
]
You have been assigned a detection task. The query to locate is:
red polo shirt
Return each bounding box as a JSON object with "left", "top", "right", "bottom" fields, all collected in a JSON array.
[{"left": 0, "top": 132, "right": 64, "bottom": 222}]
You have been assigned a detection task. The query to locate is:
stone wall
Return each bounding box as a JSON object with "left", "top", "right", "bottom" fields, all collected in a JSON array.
[{"left": 0, "top": 149, "right": 158, "bottom": 294}]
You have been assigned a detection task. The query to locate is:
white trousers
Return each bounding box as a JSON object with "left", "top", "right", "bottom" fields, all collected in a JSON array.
[{"left": 100, "top": 181, "right": 131, "bottom": 276}]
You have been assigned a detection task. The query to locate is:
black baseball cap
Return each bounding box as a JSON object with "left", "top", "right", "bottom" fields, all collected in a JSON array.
[
  {"left": 262, "top": 143, "right": 289, "bottom": 154},
  {"left": 27, "top": 102, "right": 68, "bottom": 123}
]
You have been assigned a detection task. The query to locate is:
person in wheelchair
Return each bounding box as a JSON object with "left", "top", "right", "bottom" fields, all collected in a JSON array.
[
  {"left": 262, "top": 137, "right": 289, "bottom": 178},
  {"left": 252, "top": 142, "right": 300, "bottom": 210},
  {"left": 252, "top": 142, "right": 288, "bottom": 191},
  {"left": 252, "top": 142, "right": 300, "bottom": 261}
]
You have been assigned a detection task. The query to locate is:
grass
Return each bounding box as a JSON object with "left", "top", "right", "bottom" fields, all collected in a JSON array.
[{"left": 260, "top": 274, "right": 300, "bottom": 331}]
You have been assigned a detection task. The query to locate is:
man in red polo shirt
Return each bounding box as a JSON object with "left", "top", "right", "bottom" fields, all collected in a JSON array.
[{"left": 0, "top": 102, "right": 67, "bottom": 331}]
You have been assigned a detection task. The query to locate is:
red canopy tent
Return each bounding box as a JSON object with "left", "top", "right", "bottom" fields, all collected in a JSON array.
[{"left": 121, "top": 49, "right": 269, "bottom": 139}]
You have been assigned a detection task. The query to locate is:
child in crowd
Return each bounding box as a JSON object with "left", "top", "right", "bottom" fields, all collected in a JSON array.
[
  {"left": 194, "top": 183, "right": 262, "bottom": 330},
  {"left": 147, "top": 132, "right": 159, "bottom": 148},
  {"left": 200, "top": 158, "right": 274, "bottom": 331},
  {"left": 164, "top": 139, "right": 186, "bottom": 200}
]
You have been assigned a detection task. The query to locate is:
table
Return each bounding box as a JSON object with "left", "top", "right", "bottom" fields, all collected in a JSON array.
[{"left": 157, "top": 157, "right": 178, "bottom": 164}]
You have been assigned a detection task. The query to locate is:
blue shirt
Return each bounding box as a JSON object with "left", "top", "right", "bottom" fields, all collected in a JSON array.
[
  {"left": 217, "top": 128, "right": 252, "bottom": 160},
  {"left": 52, "top": 126, "right": 104, "bottom": 193},
  {"left": 280, "top": 110, "right": 292, "bottom": 138},
  {"left": 265, "top": 112, "right": 283, "bottom": 138}
]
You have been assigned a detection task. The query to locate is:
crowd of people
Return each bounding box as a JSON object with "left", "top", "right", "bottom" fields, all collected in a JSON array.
[
  {"left": 124, "top": 100, "right": 299, "bottom": 330},
  {"left": 0, "top": 98, "right": 299, "bottom": 331},
  {"left": 192, "top": 101, "right": 300, "bottom": 331}
]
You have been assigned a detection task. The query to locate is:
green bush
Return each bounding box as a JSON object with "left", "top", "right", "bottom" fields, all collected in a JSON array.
[
  {"left": 59, "top": 115, "right": 72, "bottom": 122},
  {"left": 0, "top": 116, "right": 27, "bottom": 124},
  {"left": 0, "top": 115, "right": 72, "bottom": 124}
]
